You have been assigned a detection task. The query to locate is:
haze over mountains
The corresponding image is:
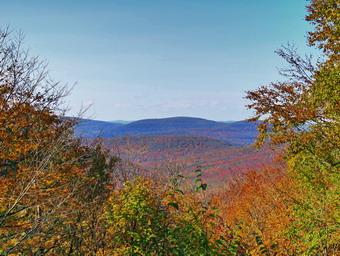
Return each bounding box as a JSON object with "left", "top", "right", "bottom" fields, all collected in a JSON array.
[
  {"left": 74, "top": 117, "right": 274, "bottom": 185},
  {"left": 74, "top": 116, "right": 259, "bottom": 145}
]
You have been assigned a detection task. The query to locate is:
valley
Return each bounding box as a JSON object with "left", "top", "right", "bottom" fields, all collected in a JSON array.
[{"left": 77, "top": 117, "right": 277, "bottom": 185}]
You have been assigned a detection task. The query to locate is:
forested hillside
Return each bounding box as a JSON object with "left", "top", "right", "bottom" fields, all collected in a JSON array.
[
  {"left": 0, "top": 0, "right": 339, "bottom": 255},
  {"left": 75, "top": 117, "right": 259, "bottom": 145},
  {"left": 89, "top": 135, "right": 277, "bottom": 185}
]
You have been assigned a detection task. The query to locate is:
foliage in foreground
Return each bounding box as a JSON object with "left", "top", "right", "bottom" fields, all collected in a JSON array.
[
  {"left": 1, "top": 0, "right": 339, "bottom": 255},
  {"left": 242, "top": 0, "right": 339, "bottom": 254}
]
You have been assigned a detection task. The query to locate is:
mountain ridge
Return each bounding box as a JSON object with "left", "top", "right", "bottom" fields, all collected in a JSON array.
[{"left": 74, "top": 116, "right": 259, "bottom": 145}]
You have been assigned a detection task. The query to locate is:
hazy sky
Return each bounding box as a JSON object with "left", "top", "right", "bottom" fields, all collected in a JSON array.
[{"left": 1, "top": 0, "right": 316, "bottom": 121}]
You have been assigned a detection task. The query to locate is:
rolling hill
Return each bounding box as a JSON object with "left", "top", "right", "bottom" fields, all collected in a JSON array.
[
  {"left": 78, "top": 118, "right": 274, "bottom": 185},
  {"left": 73, "top": 118, "right": 123, "bottom": 138},
  {"left": 89, "top": 135, "right": 277, "bottom": 185},
  {"left": 96, "top": 135, "right": 233, "bottom": 152},
  {"left": 75, "top": 116, "right": 259, "bottom": 145}
]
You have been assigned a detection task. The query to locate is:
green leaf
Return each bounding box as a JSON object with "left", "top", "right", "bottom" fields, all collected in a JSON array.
[
  {"left": 174, "top": 188, "right": 184, "bottom": 195},
  {"left": 196, "top": 185, "right": 201, "bottom": 193},
  {"left": 260, "top": 247, "right": 267, "bottom": 254},
  {"left": 168, "top": 202, "right": 179, "bottom": 210},
  {"left": 216, "top": 239, "right": 224, "bottom": 244},
  {"left": 195, "top": 183, "right": 207, "bottom": 192}
]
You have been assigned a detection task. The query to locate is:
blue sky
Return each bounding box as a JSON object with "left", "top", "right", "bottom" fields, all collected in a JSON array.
[{"left": 0, "top": 0, "right": 316, "bottom": 121}]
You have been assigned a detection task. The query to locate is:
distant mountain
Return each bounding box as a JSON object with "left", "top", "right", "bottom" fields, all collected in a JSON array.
[
  {"left": 74, "top": 118, "right": 123, "bottom": 138},
  {"left": 111, "top": 117, "right": 223, "bottom": 135},
  {"left": 74, "top": 116, "right": 259, "bottom": 145},
  {"left": 207, "top": 121, "right": 261, "bottom": 145}
]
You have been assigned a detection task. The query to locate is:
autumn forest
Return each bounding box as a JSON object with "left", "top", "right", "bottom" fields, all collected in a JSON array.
[{"left": 0, "top": 0, "right": 339, "bottom": 255}]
